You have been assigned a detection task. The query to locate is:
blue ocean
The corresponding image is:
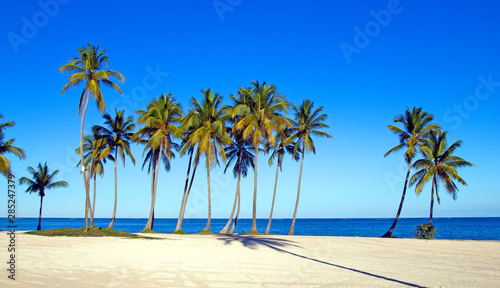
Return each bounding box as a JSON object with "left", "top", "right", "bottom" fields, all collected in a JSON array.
[{"left": 1, "top": 217, "right": 498, "bottom": 240}]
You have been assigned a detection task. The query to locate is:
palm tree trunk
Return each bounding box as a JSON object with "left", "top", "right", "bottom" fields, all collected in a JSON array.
[
  {"left": 80, "top": 90, "right": 91, "bottom": 232},
  {"left": 107, "top": 150, "right": 118, "bottom": 229},
  {"left": 288, "top": 144, "right": 305, "bottom": 236},
  {"left": 265, "top": 160, "right": 280, "bottom": 235},
  {"left": 37, "top": 195, "right": 44, "bottom": 231},
  {"left": 142, "top": 149, "right": 160, "bottom": 232},
  {"left": 175, "top": 151, "right": 193, "bottom": 232},
  {"left": 250, "top": 144, "right": 259, "bottom": 233},
  {"left": 381, "top": 163, "right": 412, "bottom": 238},
  {"left": 203, "top": 160, "right": 211, "bottom": 232},
  {"left": 229, "top": 187, "right": 240, "bottom": 234},
  {"left": 430, "top": 176, "right": 436, "bottom": 226},
  {"left": 178, "top": 158, "right": 199, "bottom": 232},
  {"left": 220, "top": 152, "right": 242, "bottom": 234},
  {"left": 90, "top": 173, "right": 96, "bottom": 227}
]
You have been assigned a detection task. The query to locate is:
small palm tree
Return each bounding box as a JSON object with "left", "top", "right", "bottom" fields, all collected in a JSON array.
[
  {"left": 264, "top": 127, "right": 299, "bottom": 235},
  {"left": 134, "top": 93, "right": 182, "bottom": 232},
  {"left": 410, "top": 131, "right": 474, "bottom": 225},
  {"left": 0, "top": 115, "right": 26, "bottom": 177},
  {"left": 184, "top": 88, "right": 231, "bottom": 232},
  {"left": 78, "top": 132, "right": 113, "bottom": 227},
  {"left": 234, "top": 81, "right": 290, "bottom": 233},
  {"left": 288, "top": 100, "right": 331, "bottom": 235},
  {"left": 219, "top": 129, "right": 255, "bottom": 234},
  {"left": 93, "top": 109, "right": 135, "bottom": 229},
  {"left": 19, "top": 163, "right": 68, "bottom": 230},
  {"left": 381, "top": 107, "right": 440, "bottom": 238},
  {"left": 59, "top": 44, "right": 125, "bottom": 231}
]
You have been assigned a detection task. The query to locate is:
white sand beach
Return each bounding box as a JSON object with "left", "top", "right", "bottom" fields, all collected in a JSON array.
[{"left": 1, "top": 231, "right": 499, "bottom": 287}]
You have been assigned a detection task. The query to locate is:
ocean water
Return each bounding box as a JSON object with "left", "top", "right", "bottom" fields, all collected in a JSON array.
[{"left": 1, "top": 217, "right": 499, "bottom": 240}]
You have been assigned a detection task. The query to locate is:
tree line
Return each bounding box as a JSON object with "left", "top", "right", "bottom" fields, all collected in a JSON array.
[{"left": 0, "top": 44, "right": 473, "bottom": 237}]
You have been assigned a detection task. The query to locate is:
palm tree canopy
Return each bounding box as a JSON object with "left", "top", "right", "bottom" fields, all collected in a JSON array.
[
  {"left": 182, "top": 88, "right": 231, "bottom": 169},
  {"left": 19, "top": 162, "right": 69, "bottom": 197},
  {"left": 0, "top": 115, "right": 26, "bottom": 177},
  {"left": 384, "top": 107, "right": 441, "bottom": 164},
  {"left": 93, "top": 109, "right": 136, "bottom": 166},
  {"left": 233, "top": 81, "right": 291, "bottom": 148},
  {"left": 290, "top": 99, "right": 331, "bottom": 155},
  {"left": 266, "top": 127, "right": 301, "bottom": 170},
  {"left": 59, "top": 44, "right": 125, "bottom": 115},
  {"left": 410, "top": 130, "right": 474, "bottom": 201},
  {"left": 77, "top": 132, "right": 114, "bottom": 176},
  {"left": 134, "top": 93, "right": 183, "bottom": 166},
  {"left": 224, "top": 130, "right": 255, "bottom": 178}
]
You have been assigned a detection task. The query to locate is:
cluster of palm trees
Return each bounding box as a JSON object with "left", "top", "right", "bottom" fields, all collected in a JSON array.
[
  {"left": 59, "top": 44, "right": 331, "bottom": 234},
  {"left": 382, "top": 107, "right": 474, "bottom": 237}
]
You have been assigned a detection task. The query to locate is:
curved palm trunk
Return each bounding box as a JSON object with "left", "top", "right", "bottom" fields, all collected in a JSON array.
[
  {"left": 107, "top": 150, "right": 118, "bottom": 229},
  {"left": 429, "top": 176, "right": 437, "bottom": 226},
  {"left": 80, "top": 91, "right": 91, "bottom": 232},
  {"left": 220, "top": 151, "right": 243, "bottom": 234},
  {"left": 265, "top": 161, "right": 281, "bottom": 235},
  {"left": 142, "top": 148, "right": 160, "bottom": 232},
  {"left": 90, "top": 173, "right": 96, "bottom": 227},
  {"left": 381, "top": 163, "right": 412, "bottom": 238},
  {"left": 229, "top": 188, "right": 240, "bottom": 234},
  {"left": 203, "top": 161, "right": 211, "bottom": 232},
  {"left": 37, "top": 195, "right": 44, "bottom": 231},
  {"left": 175, "top": 151, "right": 193, "bottom": 232},
  {"left": 288, "top": 146, "right": 305, "bottom": 236},
  {"left": 177, "top": 159, "right": 199, "bottom": 232},
  {"left": 250, "top": 144, "right": 259, "bottom": 233}
]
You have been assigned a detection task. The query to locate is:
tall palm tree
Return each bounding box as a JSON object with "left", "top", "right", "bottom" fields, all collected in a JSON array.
[
  {"left": 410, "top": 131, "right": 474, "bottom": 225},
  {"left": 219, "top": 129, "right": 255, "bottom": 234},
  {"left": 233, "top": 81, "right": 290, "bottom": 233},
  {"left": 184, "top": 88, "right": 231, "bottom": 232},
  {"left": 0, "top": 115, "right": 26, "bottom": 177},
  {"left": 93, "top": 109, "right": 135, "bottom": 229},
  {"left": 78, "top": 132, "right": 113, "bottom": 227},
  {"left": 288, "top": 100, "right": 331, "bottom": 235},
  {"left": 59, "top": 44, "right": 125, "bottom": 231},
  {"left": 134, "top": 93, "right": 182, "bottom": 232},
  {"left": 264, "top": 127, "right": 300, "bottom": 235},
  {"left": 381, "top": 107, "right": 440, "bottom": 237},
  {"left": 19, "top": 163, "right": 68, "bottom": 230}
]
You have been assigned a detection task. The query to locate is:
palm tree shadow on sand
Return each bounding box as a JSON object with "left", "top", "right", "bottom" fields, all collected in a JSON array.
[{"left": 216, "top": 235, "right": 424, "bottom": 288}]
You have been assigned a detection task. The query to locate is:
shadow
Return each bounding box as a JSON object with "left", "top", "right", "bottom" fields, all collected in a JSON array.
[{"left": 216, "top": 235, "right": 425, "bottom": 288}]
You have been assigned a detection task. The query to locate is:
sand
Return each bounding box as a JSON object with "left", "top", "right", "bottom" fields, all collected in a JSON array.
[{"left": 1, "top": 231, "right": 499, "bottom": 287}]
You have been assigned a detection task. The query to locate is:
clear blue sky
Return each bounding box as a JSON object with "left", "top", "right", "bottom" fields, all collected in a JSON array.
[{"left": 1, "top": 0, "right": 499, "bottom": 220}]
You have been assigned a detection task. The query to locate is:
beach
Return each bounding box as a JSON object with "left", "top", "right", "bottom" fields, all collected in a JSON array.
[{"left": 1, "top": 231, "right": 499, "bottom": 287}]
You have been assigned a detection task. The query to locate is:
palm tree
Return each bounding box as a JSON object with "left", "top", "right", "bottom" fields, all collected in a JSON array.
[
  {"left": 233, "top": 81, "right": 290, "bottom": 233},
  {"left": 78, "top": 132, "right": 113, "bottom": 227},
  {"left": 183, "top": 88, "right": 231, "bottom": 232},
  {"left": 59, "top": 44, "right": 125, "bottom": 231},
  {"left": 0, "top": 115, "right": 26, "bottom": 177},
  {"left": 219, "top": 129, "right": 255, "bottom": 234},
  {"left": 93, "top": 109, "right": 135, "bottom": 229},
  {"left": 381, "top": 107, "right": 440, "bottom": 237},
  {"left": 288, "top": 100, "right": 331, "bottom": 235},
  {"left": 134, "top": 93, "right": 182, "bottom": 232},
  {"left": 264, "top": 127, "right": 299, "bottom": 235},
  {"left": 19, "top": 163, "right": 68, "bottom": 230},
  {"left": 410, "top": 131, "right": 474, "bottom": 225}
]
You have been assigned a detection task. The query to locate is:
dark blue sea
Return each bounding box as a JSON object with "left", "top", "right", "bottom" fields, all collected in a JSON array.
[{"left": 1, "top": 217, "right": 499, "bottom": 240}]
